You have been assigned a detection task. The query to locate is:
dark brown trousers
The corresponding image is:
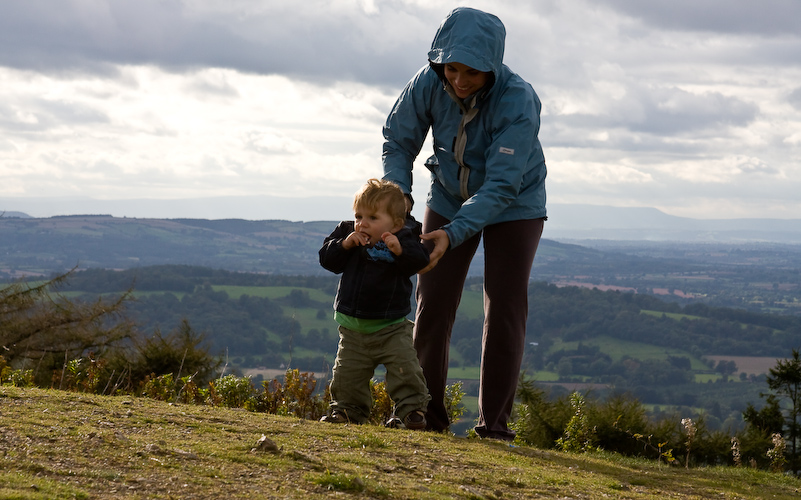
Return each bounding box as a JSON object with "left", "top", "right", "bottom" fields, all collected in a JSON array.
[{"left": 414, "top": 208, "right": 544, "bottom": 439}]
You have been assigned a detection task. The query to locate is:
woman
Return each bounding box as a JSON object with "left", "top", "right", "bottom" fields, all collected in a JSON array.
[{"left": 382, "top": 7, "right": 547, "bottom": 440}]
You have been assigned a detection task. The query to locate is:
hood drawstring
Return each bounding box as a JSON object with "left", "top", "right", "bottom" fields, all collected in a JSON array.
[{"left": 445, "top": 84, "right": 480, "bottom": 200}]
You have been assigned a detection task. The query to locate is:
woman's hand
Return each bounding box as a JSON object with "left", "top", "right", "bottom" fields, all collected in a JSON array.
[{"left": 418, "top": 229, "right": 449, "bottom": 274}]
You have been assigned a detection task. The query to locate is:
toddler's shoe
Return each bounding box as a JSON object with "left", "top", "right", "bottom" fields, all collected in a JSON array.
[
  {"left": 320, "top": 411, "right": 352, "bottom": 424},
  {"left": 402, "top": 410, "right": 427, "bottom": 430}
]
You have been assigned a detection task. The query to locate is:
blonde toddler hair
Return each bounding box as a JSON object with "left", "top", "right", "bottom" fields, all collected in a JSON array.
[{"left": 353, "top": 178, "right": 407, "bottom": 227}]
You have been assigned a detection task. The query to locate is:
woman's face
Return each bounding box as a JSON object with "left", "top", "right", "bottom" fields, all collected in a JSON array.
[{"left": 443, "top": 62, "right": 489, "bottom": 99}]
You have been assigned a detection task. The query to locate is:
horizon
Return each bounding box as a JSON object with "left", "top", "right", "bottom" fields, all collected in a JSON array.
[{"left": 3, "top": 195, "right": 800, "bottom": 225}]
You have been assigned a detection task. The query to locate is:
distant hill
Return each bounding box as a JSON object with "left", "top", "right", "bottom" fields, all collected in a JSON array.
[
  {"left": 546, "top": 204, "right": 801, "bottom": 243},
  {"left": 2, "top": 196, "right": 800, "bottom": 243},
  {"left": 2, "top": 214, "right": 800, "bottom": 315},
  {"left": 0, "top": 211, "right": 31, "bottom": 218},
  {"left": 0, "top": 215, "right": 334, "bottom": 277},
  {"left": 0, "top": 213, "right": 688, "bottom": 278}
]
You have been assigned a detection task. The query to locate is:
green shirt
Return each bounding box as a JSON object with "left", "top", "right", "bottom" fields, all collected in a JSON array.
[{"left": 334, "top": 311, "right": 405, "bottom": 334}]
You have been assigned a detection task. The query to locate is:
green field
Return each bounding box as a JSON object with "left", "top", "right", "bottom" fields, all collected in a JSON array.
[
  {"left": 446, "top": 366, "right": 481, "bottom": 380},
  {"left": 212, "top": 285, "right": 338, "bottom": 337},
  {"left": 26, "top": 281, "right": 776, "bottom": 405},
  {"left": 211, "top": 284, "right": 484, "bottom": 336},
  {"left": 548, "top": 335, "right": 709, "bottom": 369},
  {"left": 640, "top": 309, "right": 704, "bottom": 321},
  {"left": 212, "top": 286, "right": 749, "bottom": 388},
  {"left": 456, "top": 290, "right": 484, "bottom": 319},
  {"left": 213, "top": 285, "right": 332, "bottom": 302}
]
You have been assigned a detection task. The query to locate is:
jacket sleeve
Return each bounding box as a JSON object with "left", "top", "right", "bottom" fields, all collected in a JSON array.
[
  {"left": 444, "top": 84, "right": 543, "bottom": 248},
  {"left": 393, "top": 228, "right": 430, "bottom": 277},
  {"left": 382, "top": 66, "right": 438, "bottom": 196},
  {"left": 319, "top": 221, "right": 355, "bottom": 274}
]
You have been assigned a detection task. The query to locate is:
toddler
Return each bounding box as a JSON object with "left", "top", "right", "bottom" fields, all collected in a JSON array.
[{"left": 318, "top": 178, "right": 431, "bottom": 429}]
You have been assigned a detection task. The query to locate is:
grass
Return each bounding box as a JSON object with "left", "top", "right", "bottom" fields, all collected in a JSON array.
[{"left": 2, "top": 387, "right": 799, "bottom": 499}]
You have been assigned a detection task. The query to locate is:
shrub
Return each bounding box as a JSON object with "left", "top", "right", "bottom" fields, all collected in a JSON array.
[
  {"left": 590, "top": 393, "right": 649, "bottom": 455},
  {"left": 210, "top": 374, "right": 254, "bottom": 408},
  {"left": 767, "top": 433, "right": 787, "bottom": 472},
  {"left": 140, "top": 373, "right": 176, "bottom": 401},
  {"left": 511, "top": 377, "right": 572, "bottom": 448},
  {"left": 1, "top": 355, "right": 34, "bottom": 387},
  {"left": 556, "top": 392, "right": 597, "bottom": 453},
  {"left": 369, "top": 380, "right": 394, "bottom": 425},
  {"left": 51, "top": 352, "right": 109, "bottom": 393},
  {"left": 445, "top": 381, "right": 466, "bottom": 423},
  {"left": 108, "top": 319, "right": 219, "bottom": 393},
  {"left": 176, "top": 374, "right": 208, "bottom": 405},
  {"left": 247, "top": 369, "right": 328, "bottom": 420}
]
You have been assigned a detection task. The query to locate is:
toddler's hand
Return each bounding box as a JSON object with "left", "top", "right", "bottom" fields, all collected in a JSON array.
[
  {"left": 342, "top": 231, "right": 370, "bottom": 250},
  {"left": 382, "top": 232, "right": 402, "bottom": 255}
]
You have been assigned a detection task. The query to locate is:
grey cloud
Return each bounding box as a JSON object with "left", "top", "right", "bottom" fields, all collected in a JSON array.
[
  {"left": 85, "top": 159, "right": 125, "bottom": 176},
  {"left": 0, "top": 103, "right": 36, "bottom": 131},
  {"left": 184, "top": 77, "right": 241, "bottom": 99},
  {"left": 0, "top": 98, "right": 109, "bottom": 136},
  {"left": 737, "top": 158, "right": 779, "bottom": 176},
  {"left": 0, "top": 136, "right": 16, "bottom": 152},
  {"left": 750, "top": 38, "right": 801, "bottom": 67},
  {"left": 548, "top": 86, "right": 757, "bottom": 144},
  {"left": 0, "top": 0, "right": 433, "bottom": 86},
  {"left": 41, "top": 100, "right": 110, "bottom": 126},
  {"left": 545, "top": 127, "right": 704, "bottom": 156},
  {"left": 3, "top": 1, "right": 799, "bottom": 90},
  {"left": 1, "top": 2, "right": 265, "bottom": 71},
  {"left": 599, "top": 0, "right": 801, "bottom": 35},
  {"left": 789, "top": 87, "right": 801, "bottom": 110},
  {"left": 629, "top": 87, "right": 758, "bottom": 134}
]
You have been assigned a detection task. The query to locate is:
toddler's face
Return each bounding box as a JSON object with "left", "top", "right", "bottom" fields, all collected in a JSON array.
[{"left": 354, "top": 203, "right": 400, "bottom": 247}]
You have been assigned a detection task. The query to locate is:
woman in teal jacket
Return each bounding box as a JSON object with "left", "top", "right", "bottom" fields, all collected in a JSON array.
[{"left": 383, "top": 7, "right": 547, "bottom": 440}]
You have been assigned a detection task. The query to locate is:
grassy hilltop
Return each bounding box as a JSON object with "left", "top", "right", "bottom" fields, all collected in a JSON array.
[{"left": 2, "top": 387, "right": 799, "bottom": 499}]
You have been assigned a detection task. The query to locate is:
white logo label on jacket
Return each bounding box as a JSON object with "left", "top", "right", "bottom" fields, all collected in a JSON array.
[{"left": 499, "top": 147, "right": 515, "bottom": 155}]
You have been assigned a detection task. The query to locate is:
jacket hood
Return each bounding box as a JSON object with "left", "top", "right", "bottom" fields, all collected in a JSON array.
[{"left": 427, "top": 7, "right": 505, "bottom": 77}]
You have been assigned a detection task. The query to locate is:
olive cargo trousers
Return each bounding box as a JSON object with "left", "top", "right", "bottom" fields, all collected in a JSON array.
[{"left": 329, "top": 319, "right": 431, "bottom": 423}]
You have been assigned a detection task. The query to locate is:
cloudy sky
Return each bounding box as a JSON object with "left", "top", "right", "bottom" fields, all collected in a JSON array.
[{"left": 2, "top": 0, "right": 800, "bottom": 221}]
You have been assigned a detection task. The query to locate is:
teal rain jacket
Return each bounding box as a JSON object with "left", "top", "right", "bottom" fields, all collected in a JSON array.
[{"left": 382, "top": 7, "right": 547, "bottom": 248}]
